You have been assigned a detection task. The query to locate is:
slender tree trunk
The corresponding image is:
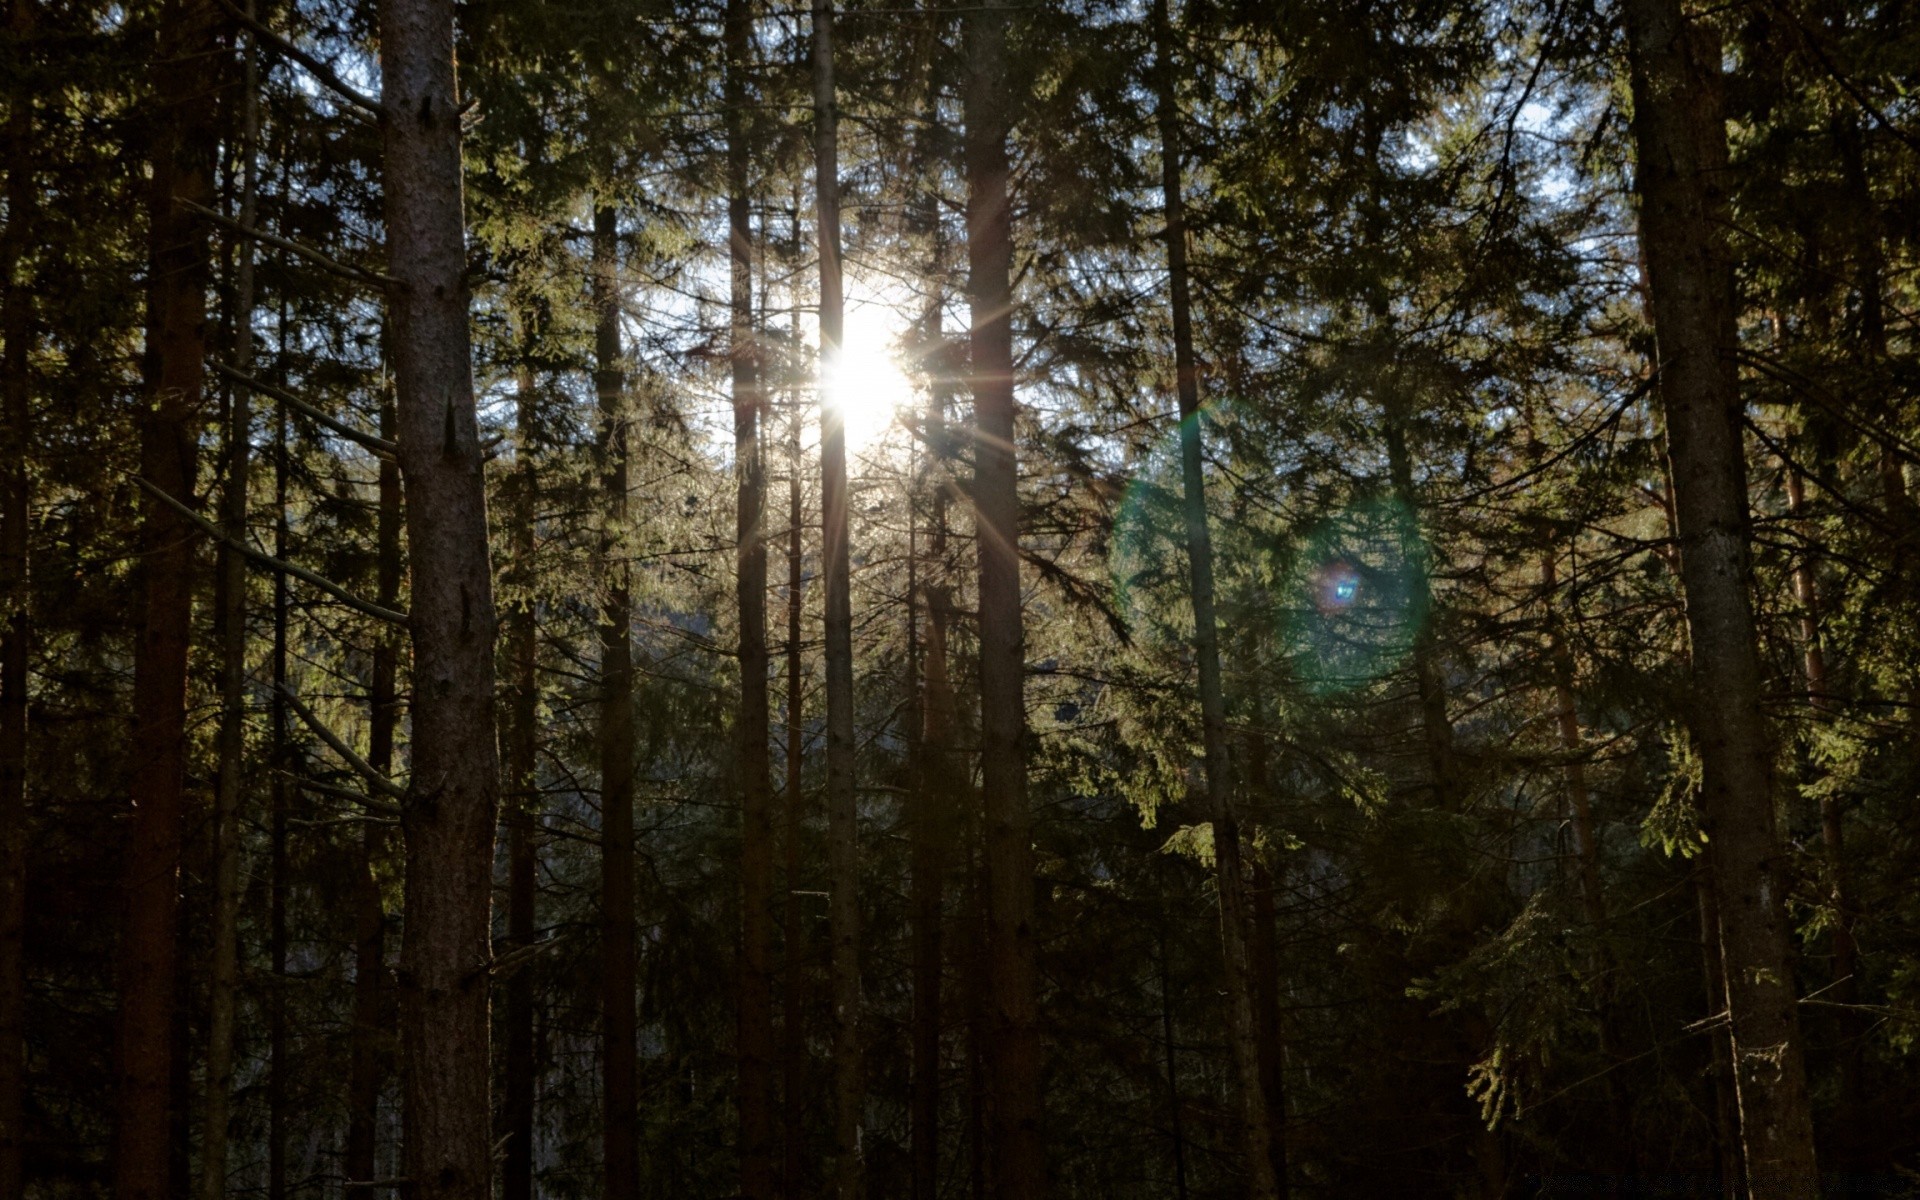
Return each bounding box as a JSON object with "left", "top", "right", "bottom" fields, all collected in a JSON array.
[
  {"left": 779, "top": 294, "right": 810, "bottom": 1200},
  {"left": 268, "top": 398, "right": 289, "bottom": 1200},
  {"left": 0, "top": 1, "right": 35, "bottom": 1193},
  {"left": 1150, "top": 3, "right": 1277, "bottom": 1194},
  {"left": 1622, "top": 2, "right": 1818, "bottom": 1191},
  {"left": 501, "top": 352, "right": 540, "bottom": 1200},
  {"left": 114, "top": 1, "right": 219, "bottom": 1194},
  {"left": 346, "top": 390, "right": 401, "bottom": 1200},
  {"left": 201, "top": 16, "right": 259, "bottom": 1192},
  {"left": 1696, "top": 870, "right": 1743, "bottom": 1200},
  {"left": 1542, "top": 555, "right": 1604, "bottom": 935},
  {"left": 731, "top": 2, "right": 776, "bottom": 1187},
  {"left": 811, "top": 4, "right": 863, "bottom": 1194},
  {"left": 379, "top": 0, "right": 504, "bottom": 1192},
  {"left": 910, "top": 303, "right": 955, "bottom": 1200},
  {"left": 1157, "top": 884, "right": 1189, "bottom": 1200},
  {"left": 593, "top": 203, "right": 639, "bottom": 1200},
  {"left": 963, "top": 6, "right": 1042, "bottom": 1194}
]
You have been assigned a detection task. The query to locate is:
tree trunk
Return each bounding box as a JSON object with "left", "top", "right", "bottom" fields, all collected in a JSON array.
[
  {"left": 1696, "top": 869, "right": 1743, "bottom": 1200},
  {"left": 593, "top": 203, "right": 639, "bottom": 1200},
  {"left": 910, "top": 302, "right": 956, "bottom": 1200},
  {"left": 963, "top": 6, "right": 1042, "bottom": 1195},
  {"left": 779, "top": 295, "right": 810, "bottom": 1200},
  {"left": 1157, "top": 878, "right": 1189, "bottom": 1200},
  {"left": 378, "top": 0, "right": 504, "bottom": 1192},
  {"left": 1622, "top": 1, "right": 1818, "bottom": 1191},
  {"left": 1542, "top": 554, "right": 1604, "bottom": 936},
  {"left": 812, "top": 4, "right": 863, "bottom": 1195},
  {"left": 0, "top": 0, "right": 34, "bottom": 1193},
  {"left": 731, "top": 4, "right": 776, "bottom": 1190},
  {"left": 201, "top": 15, "right": 259, "bottom": 1192},
  {"left": 114, "top": 0, "right": 219, "bottom": 1194},
  {"left": 501, "top": 348, "right": 540, "bottom": 1200},
  {"left": 268, "top": 393, "right": 289, "bottom": 1200},
  {"left": 346, "top": 390, "right": 401, "bottom": 1200},
  {"left": 1150, "top": 3, "right": 1277, "bottom": 1194}
]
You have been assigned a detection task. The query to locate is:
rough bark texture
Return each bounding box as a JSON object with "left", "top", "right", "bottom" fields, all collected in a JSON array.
[
  {"left": 0, "top": 1, "right": 34, "bottom": 1193},
  {"left": 963, "top": 6, "right": 1043, "bottom": 1195},
  {"left": 1623, "top": 0, "right": 1818, "bottom": 1191},
  {"left": 593, "top": 203, "right": 639, "bottom": 1200},
  {"left": 1152, "top": 3, "right": 1277, "bottom": 1193},
  {"left": 729, "top": 5, "right": 776, "bottom": 1189},
  {"left": 346, "top": 392, "right": 400, "bottom": 1200},
  {"left": 114, "top": 1, "right": 219, "bottom": 1194},
  {"left": 379, "top": 0, "right": 504, "bottom": 1193},
  {"left": 202, "top": 19, "right": 258, "bottom": 1192},
  {"left": 812, "top": 3, "right": 863, "bottom": 1194}
]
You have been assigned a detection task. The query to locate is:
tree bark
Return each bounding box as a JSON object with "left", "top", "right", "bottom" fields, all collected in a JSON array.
[
  {"left": 346, "top": 389, "right": 401, "bottom": 1200},
  {"left": 963, "top": 6, "right": 1043, "bottom": 1195},
  {"left": 594, "top": 202, "right": 639, "bottom": 1200},
  {"left": 114, "top": 0, "right": 219, "bottom": 1194},
  {"left": 0, "top": 1, "right": 34, "bottom": 1193},
  {"left": 779, "top": 286, "right": 810, "bottom": 1200},
  {"left": 1622, "top": 0, "right": 1818, "bottom": 1190},
  {"left": 379, "top": 0, "right": 504, "bottom": 1192},
  {"left": 268, "top": 390, "right": 289, "bottom": 1200},
  {"left": 1151, "top": 3, "right": 1278, "bottom": 1194},
  {"left": 731, "top": 4, "right": 776, "bottom": 1190},
  {"left": 812, "top": 4, "right": 863, "bottom": 1195},
  {"left": 202, "top": 13, "right": 258, "bottom": 1191}
]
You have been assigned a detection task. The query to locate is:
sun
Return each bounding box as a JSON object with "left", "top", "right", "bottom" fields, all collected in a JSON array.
[{"left": 823, "top": 289, "right": 917, "bottom": 451}]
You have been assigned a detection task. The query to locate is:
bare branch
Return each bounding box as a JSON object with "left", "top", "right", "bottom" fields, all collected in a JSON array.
[
  {"left": 277, "top": 684, "right": 409, "bottom": 801},
  {"left": 131, "top": 475, "right": 409, "bottom": 626},
  {"left": 211, "top": 361, "right": 398, "bottom": 457},
  {"left": 178, "top": 199, "right": 396, "bottom": 291},
  {"left": 215, "top": 0, "right": 386, "bottom": 121}
]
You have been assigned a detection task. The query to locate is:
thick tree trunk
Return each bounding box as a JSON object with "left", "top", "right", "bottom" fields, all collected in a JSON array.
[
  {"left": 1622, "top": 1, "right": 1818, "bottom": 1192},
  {"left": 730, "top": 4, "right": 776, "bottom": 1190},
  {"left": 378, "top": 0, "right": 504, "bottom": 1193},
  {"left": 593, "top": 203, "right": 639, "bottom": 1200},
  {"left": 1150, "top": 4, "right": 1277, "bottom": 1194},
  {"left": 346, "top": 392, "right": 401, "bottom": 1200},
  {"left": 963, "top": 6, "right": 1042, "bottom": 1195},
  {"left": 501, "top": 352, "right": 540, "bottom": 1200},
  {"left": 114, "top": 1, "right": 219, "bottom": 1194},
  {"left": 812, "top": 4, "right": 864, "bottom": 1195},
  {"left": 0, "top": 2, "right": 32, "bottom": 1194},
  {"left": 201, "top": 17, "right": 258, "bottom": 1192}
]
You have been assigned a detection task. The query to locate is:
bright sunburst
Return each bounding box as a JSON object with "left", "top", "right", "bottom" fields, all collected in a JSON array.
[{"left": 822, "top": 289, "right": 917, "bottom": 451}]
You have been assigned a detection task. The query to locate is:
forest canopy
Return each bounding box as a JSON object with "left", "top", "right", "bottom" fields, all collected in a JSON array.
[{"left": 2, "top": 0, "right": 1918, "bottom": 1197}]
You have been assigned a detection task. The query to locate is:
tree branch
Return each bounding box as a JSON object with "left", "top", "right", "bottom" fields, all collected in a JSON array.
[
  {"left": 131, "top": 475, "right": 409, "bottom": 626},
  {"left": 178, "top": 199, "right": 395, "bottom": 290},
  {"left": 215, "top": 0, "right": 387, "bottom": 121},
  {"left": 276, "top": 684, "right": 409, "bottom": 801},
  {"left": 211, "top": 360, "right": 398, "bottom": 457}
]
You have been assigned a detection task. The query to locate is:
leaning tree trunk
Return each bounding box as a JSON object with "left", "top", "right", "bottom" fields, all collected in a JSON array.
[
  {"left": 1622, "top": 0, "right": 1818, "bottom": 1191},
  {"left": 202, "top": 13, "right": 259, "bottom": 1191},
  {"left": 729, "top": 2, "right": 776, "bottom": 1190},
  {"left": 0, "top": 1, "right": 35, "bottom": 1193},
  {"left": 1150, "top": 3, "right": 1277, "bottom": 1194},
  {"left": 114, "top": 1, "right": 219, "bottom": 1195},
  {"left": 593, "top": 202, "right": 640, "bottom": 1200},
  {"left": 378, "top": 0, "right": 504, "bottom": 1194},
  {"left": 962, "top": 6, "right": 1043, "bottom": 1195},
  {"left": 812, "top": 3, "right": 864, "bottom": 1195}
]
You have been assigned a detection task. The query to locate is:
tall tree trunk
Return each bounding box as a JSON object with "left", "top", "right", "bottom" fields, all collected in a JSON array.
[
  {"left": 114, "top": 0, "right": 219, "bottom": 1194},
  {"left": 501, "top": 349, "right": 540, "bottom": 1200},
  {"left": 811, "top": 4, "right": 863, "bottom": 1195},
  {"left": 1156, "top": 880, "right": 1189, "bottom": 1200},
  {"left": 202, "top": 15, "right": 259, "bottom": 1192},
  {"left": 731, "top": 0, "right": 776, "bottom": 1186},
  {"left": 379, "top": 0, "right": 504, "bottom": 1193},
  {"left": 1150, "top": 4, "right": 1277, "bottom": 1194},
  {"left": 268, "top": 397, "right": 289, "bottom": 1200},
  {"left": 1696, "top": 869, "right": 1743, "bottom": 1200},
  {"left": 346, "top": 390, "right": 401, "bottom": 1200},
  {"left": 910, "top": 302, "right": 955, "bottom": 1200},
  {"left": 0, "top": 1, "right": 35, "bottom": 1193},
  {"left": 963, "top": 6, "right": 1042, "bottom": 1194},
  {"left": 1542, "top": 554, "right": 1604, "bottom": 935},
  {"left": 593, "top": 203, "right": 639, "bottom": 1200},
  {"left": 779, "top": 292, "right": 810, "bottom": 1200},
  {"left": 1622, "top": 1, "right": 1818, "bottom": 1190}
]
